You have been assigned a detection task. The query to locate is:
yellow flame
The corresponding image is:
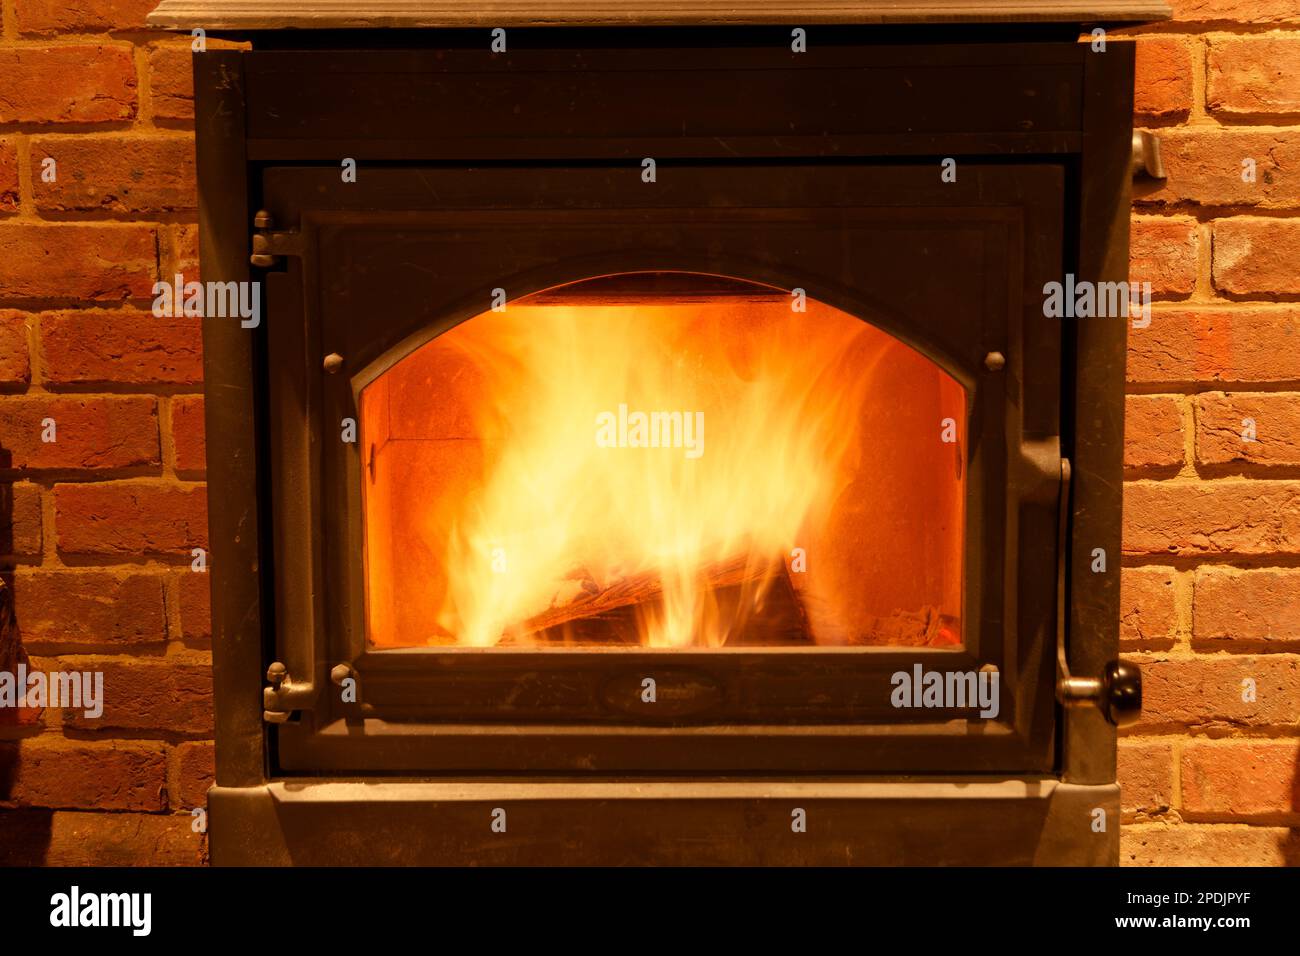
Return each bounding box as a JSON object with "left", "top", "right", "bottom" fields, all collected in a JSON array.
[{"left": 361, "top": 279, "right": 965, "bottom": 649}]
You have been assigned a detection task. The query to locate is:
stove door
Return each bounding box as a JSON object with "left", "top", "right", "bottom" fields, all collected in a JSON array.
[{"left": 259, "top": 162, "right": 1063, "bottom": 774}]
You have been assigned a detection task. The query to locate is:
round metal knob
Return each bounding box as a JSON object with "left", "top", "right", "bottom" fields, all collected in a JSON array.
[
  {"left": 984, "top": 351, "right": 1006, "bottom": 372},
  {"left": 323, "top": 353, "right": 344, "bottom": 374},
  {"left": 1101, "top": 659, "right": 1142, "bottom": 727},
  {"left": 266, "top": 661, "right": 288, "bottom": 690},
  {"left": 1057, "top": 658, "right": 1143, "bottom": 727},
  {"left": 330, "top": 663, "right": 354, "bottom": 686}
]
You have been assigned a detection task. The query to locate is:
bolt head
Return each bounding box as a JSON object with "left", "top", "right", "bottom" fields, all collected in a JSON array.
[
  {"left": 323, "top": 353, "right": 344, "bottom": 374},
  {"left": 984, "top": 351, "right": 1006, "bottom": 372}
]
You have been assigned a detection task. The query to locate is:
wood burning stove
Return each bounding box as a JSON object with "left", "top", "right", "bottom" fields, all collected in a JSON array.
[{"left": 149, "top": 1, "right": 1165, "bottom": 865}]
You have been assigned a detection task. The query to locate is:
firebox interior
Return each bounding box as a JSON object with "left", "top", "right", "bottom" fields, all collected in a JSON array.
[{"left": 360, "top": 273, "right": 965, "bottom": 651}]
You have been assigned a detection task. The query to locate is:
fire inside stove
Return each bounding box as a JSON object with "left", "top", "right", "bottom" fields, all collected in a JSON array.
[{"left": 360, "top": 273, "right": 965, "bottom": 650}]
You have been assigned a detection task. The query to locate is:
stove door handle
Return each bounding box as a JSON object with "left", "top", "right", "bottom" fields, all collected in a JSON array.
[
  {"left": 1058, "top": 660, "right": 1143, "bottom": 728},
  {"left": 1052, "top": 457, "right": 1143, "bottom": 727}
]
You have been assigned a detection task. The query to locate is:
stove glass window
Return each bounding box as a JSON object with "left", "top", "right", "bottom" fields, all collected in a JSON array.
[{"left": 359, "top": 273, "right": 966, "bottom": 650}]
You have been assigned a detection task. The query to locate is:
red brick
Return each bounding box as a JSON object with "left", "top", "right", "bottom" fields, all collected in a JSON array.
[
  {"left": 1131, "top": 217, "right": 1198, "bottom": 296},
  {"left": 54, "top": 480, "right": 207, "bottom": 555},
  {"left": 0, "top": 395, "right": 158, "bottom": 471},
  {"left": 1124, "top": 395, "right": 1184, "bottom": 469},
  {"left": 0, "top": 139, "right": 17, "bottom": 213},
  {"left": 60, "top": 656, "right": 213, "bottom": 734},
  {"left": 0, "top": 483, "right": 43, "bottom": 557},
  {"left": 1134, "top": 128, "right": 1300, "bottom": 210},
  {"left": 1208, "top": 37, "right": 1300, "bottom": 118},
  {"left": 1196, "top": 392, "right": 1300, "bottom": 467},
  {"left": 1135, "top": 654, "right": 1300, "bottom": 727},
  {"left": 1195, "top": 567, "right": 1300, "bottom": 642},
  {"left": 1122, "top": 823, "right": 1297, "bottom": 866},
  {"left": 1182, "top": 741, "right": 1300, "bottom": 816},
  {"left": 0, "top": 223, "right": 157, "bottom": 302},
  {"left": 149, "top": 46, "right": 194, "bottom": 122},
  {"left": 174, "top": 741, "right": 214, "bottom": 807},
  {"left": 0, "top": 311, "right": 31, "bottom": 387},
  {"left": 1120, "top": 567, "right": 1177, "bottom": 645},
  {"left": 1127, "top": 307, "right": 1300, "bottom": 384},
  {"left": 15, "top": 0, "right": 160, "bottom": 34},
  {"left": 1119, "top": 739, "right": 1174, "bottom": 813},
  {"left": 0, "top": 809, "right": 204, "bottom": 866},
  {"left": 173, "top": 223, "right": 199, "bottom": 280},
  {"left": 177, "top": 570, "right": 211, "bottom": 642},
  {"left": 1134, "top": 37, "right": 1194, "bottom": 122},
  {"left": 40, "top": 310, "right": 201, "bottom": 386},
  {"left": 0, "top": 738, "right": 166, "bottom": 812},
  {"left": 32, "top": 135, "right": 196, "bottom": 214},
  {"left": 1213, "top": 219, "right": 1300, "bottom": 295},
  {"left": 1124, "top": 480, "right": 1300, "bottom": 556},
  {"left": 0, "top": 45, "right": 136, "bottom": 125},
  {"left": 170, "top": 395, "right": 206, "bottom": 473},
  {"left": 1170, "top": 0, "right": 1300, "bottom": 23},
  {"left": 11, "top": 571, "right": 166, "bottom": 648}
]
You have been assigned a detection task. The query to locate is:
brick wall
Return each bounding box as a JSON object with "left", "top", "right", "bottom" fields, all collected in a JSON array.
[
  {"left": 0, "top": 2, "right": 1296, "bottom": 866},
  {"left": 0, "top": 0, "right": 212, "bottom": 865},
  {"left": 1119, "top": 2, "right": 1300, "bottom": 866}
]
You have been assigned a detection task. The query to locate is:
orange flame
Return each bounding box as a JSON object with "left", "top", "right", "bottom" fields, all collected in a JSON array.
[{"left": 361, "top": 277, "right": 965, "bottom": 650}]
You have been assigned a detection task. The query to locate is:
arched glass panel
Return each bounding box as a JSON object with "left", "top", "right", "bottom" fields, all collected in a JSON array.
[{"left": 360, "top": 273, "right": 965, "bottom": 650}]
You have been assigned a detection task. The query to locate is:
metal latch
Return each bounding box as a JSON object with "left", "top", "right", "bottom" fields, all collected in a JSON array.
[
  {"left": 249, "top": 210, "right": 303, "bottom": 268},
  {"left": 1131, "top": 131, "right": 1166, "bottom": 181},
  {"left": 1053, "top": 458, "right": 1142, "bottom": 727}
]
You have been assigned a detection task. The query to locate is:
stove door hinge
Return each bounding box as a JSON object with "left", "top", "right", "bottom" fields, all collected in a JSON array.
[
  {"left": 262, "top": 661, "right": 318, "bottom": 724},
  {"left": 1131, "top": 131, "right": 1167, "bottom": 181},
  {"left": 249, "top": 210, "right": 303, "bottom": 269}
]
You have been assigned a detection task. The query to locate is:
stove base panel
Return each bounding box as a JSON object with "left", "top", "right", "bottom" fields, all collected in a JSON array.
[{"left": 208, "top": 779, "right": 1120, "bottom": 865}]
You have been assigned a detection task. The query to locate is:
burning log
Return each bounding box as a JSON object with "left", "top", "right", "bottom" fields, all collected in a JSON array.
[
  {"left": 523, "top": 555, "right": 762, "bottom": 632},
  {"left": 513, "top": 555, "right": 812, "bottom": 646},
  {"left": 724, "top": 558, "right": 812, "bottom": 647}
]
